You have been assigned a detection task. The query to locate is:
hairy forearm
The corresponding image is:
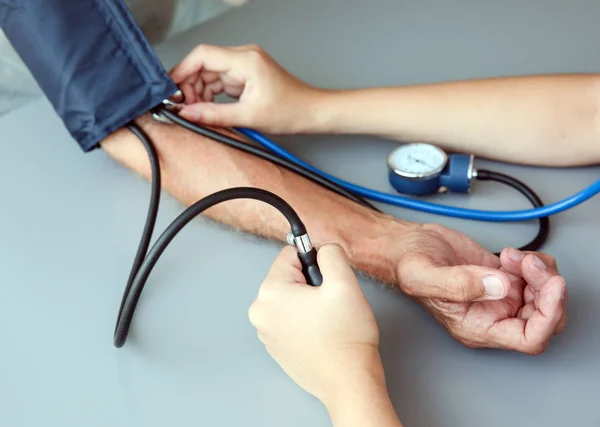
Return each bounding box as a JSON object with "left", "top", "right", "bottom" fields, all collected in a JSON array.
[
  {"left": 100, "top": 114, "right": 409, "bottom": 283},
  {"left": 310, "top": 74, "right": 600, "bottom": 166}
]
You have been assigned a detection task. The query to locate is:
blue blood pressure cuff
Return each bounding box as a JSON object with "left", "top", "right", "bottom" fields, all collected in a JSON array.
[{"left": 0, "top": 0, "right": 178, "bottom": 152}]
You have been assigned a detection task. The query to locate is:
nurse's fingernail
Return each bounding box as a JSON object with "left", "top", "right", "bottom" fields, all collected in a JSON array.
[
  {"left": 483, "top": 275, "right": 505, "bottom": 299},
  {"left": 508, "top": 248, "right": 524, "bottom": 261},
  {"left": 533, "top": 256, "right": 546, "bottom": 270},
  {"left": 180, "top": 106, "right": 197, "bottom": 119}
]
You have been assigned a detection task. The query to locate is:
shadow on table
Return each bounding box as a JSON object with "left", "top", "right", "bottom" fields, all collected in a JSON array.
[
  {"left": 110, "top": 231, "right": 598, "bottom": 427},
  {"left": 377, "top": 273, "right": 598, "bottom": 427}
]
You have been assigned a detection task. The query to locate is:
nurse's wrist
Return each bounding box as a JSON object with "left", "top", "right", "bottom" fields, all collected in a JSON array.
[
  {"left": 324, "top": 355, "right": 402, "bottom": 427},
  {"left": 297, "top": 88, "right": 349, "bottom": 134},
  {"left": 300, "top": 89, "right": 367, "bottom": 134},
  {"left": 322, "top": 348, "right": 387, "bottom": 408}
]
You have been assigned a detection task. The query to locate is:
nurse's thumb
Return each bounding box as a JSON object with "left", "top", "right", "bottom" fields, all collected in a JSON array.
[
  {"left": 316, "top": 244, "right": 359, "bottom": 289},
  {"left": 179, "top": 103, "right": 244, "bottom": 127},
  {"left": 400, "top": 260, "right": 511, "bottom": 302}
]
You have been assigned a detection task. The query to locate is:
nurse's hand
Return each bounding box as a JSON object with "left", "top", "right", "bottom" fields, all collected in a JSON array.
[
  {"left": 169, "top": 44, "right": 321, "bottom": 132},
  {"left": 248, "top": 244, "right": 384, "bottom": 405},
  {"left": 394, "top": 224, "right": 567, "bottom": 355}
]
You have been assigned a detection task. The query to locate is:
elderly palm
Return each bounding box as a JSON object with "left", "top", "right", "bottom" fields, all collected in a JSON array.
[{"left": 395, "top": 223, "right": 567, "bottom": 354}]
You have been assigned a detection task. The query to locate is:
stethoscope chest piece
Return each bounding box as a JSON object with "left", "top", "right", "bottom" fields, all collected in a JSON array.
[{"left": 387, "top": 143, "right": 475, "bottom": 196}]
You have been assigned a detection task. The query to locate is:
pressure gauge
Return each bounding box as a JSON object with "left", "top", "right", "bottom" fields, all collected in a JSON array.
[
  {"left": 388, "top": 143, "right": 448, "bottom": 179},
  {"left": 387, "top": 143, "right": 475, "bottom": 195}
]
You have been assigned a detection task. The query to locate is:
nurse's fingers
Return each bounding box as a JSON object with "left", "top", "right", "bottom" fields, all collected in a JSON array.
[
  {"left": 171, "top": 45, "right": 232, "bottom": 82},
  {"left": 201, "top": 81, "right": 225, "bottom": 102},
  {"left": 262, "top": 246, "right": 306, "bottom": 288},
  {"left": 200, "top": 70, "right": 221, "bottom": 84},
  {"left": 315, "top": 244, "right": 359, "bottom": 291},
  {"left": 185, "top": 70, "right": 242, "bottom": 103},
  {"left": 170, "top": 44, "right": 258, "bottom": 83},
  {"left": 180, "top": 75, "right": 199, "bottom": 104},
  {"left": 179, "top": 101, "right": 252, "bottom": 127}
]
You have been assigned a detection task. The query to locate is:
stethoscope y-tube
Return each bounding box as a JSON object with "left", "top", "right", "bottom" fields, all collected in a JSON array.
[{"left": 113, "top": 124, "right": 322, "bottom": 348}]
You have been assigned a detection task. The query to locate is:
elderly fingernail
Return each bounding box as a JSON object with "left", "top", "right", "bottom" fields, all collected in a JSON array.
[
  {"left": 508, "top": 248, "right": 524, "bottom": 261},
  {"left": 533, "top": 256, "right": 547, "bottom": 270},
  {"left": 560, "top": 282, "right": 566, "bottom": 300},
  {"left": 483, "top": 275, "right": 505, "bottom": 298}
]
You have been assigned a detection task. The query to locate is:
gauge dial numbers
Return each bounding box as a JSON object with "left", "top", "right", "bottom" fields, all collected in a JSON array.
[{"left": 387, "top": 143, "right": 448, "bottom": 179}]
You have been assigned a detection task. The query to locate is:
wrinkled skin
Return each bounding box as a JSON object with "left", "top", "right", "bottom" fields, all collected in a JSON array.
[{"left": 394, "top": 224, "right": 567, "bottom": 355}]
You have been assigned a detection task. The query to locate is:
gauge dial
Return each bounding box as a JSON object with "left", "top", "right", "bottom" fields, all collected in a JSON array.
[{"left": 387, "top": 143, "right": 448, "bottom": 179}]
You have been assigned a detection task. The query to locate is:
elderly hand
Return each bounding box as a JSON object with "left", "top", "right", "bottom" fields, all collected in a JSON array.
[{"left": 393, "top": 223, "right": 567, "bottom": 355}]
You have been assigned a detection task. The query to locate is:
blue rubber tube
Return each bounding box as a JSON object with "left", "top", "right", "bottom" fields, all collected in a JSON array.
[{"left": 237, "top": 128, "right": 600, "bottom": 222}]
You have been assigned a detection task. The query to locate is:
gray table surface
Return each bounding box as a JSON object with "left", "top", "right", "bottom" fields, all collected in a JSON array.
[{"left": 1, "top": 0, "right": 600, "bottom": 426}]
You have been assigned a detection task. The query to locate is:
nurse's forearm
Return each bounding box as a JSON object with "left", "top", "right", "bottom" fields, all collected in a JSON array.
[
  {"left": 100, "top": 114, "right": 409, "bottom": 283},
  {"left": 326, "top": 363, "right": 403, "bottom": 427},
  {"left": 312, "top": 74, "right": 600, "bottom": 166}
]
